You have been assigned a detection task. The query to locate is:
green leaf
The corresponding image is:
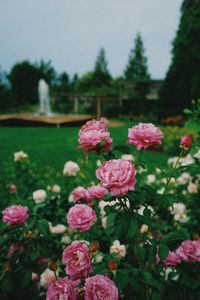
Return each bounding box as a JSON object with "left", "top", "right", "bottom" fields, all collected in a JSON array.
[
  {"left": 158, "top": 243, "right": 169, "bottom": 260},
  {"left": 106, "top": 212, "right": 116, "bottom": 227},
  {"left": 21, "top": 270, "right": 32, "bottom": 288},
  {"left": 37, "top": 219, "right": 50, "bottom": 237},
  {"left": 113, "top": 145, "right": 132, "bottom": 154},
  {"left": 115, "top": 269, "right": 130, "bottom": 289},
  {"left": 126, "top": 218, "right": 137, "bottom": 238},
  {"left": 30, "top": 250, "right": 39, "bottom": 261}
]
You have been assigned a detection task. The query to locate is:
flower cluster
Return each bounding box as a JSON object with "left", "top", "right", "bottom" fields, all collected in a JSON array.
[
  {"left": 69, "top": 184, "right": 108, "bottom": 205},
  {"left": 78, "top": 117, "right": 112, "bottom": 156},
  {"left": 161, "top": 240, "right": 200, "bottom": 267}
]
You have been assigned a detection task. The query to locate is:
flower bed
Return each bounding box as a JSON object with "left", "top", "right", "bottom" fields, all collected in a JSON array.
[{"left": 0, "top": 119, "right": 199, "bottom": 300}]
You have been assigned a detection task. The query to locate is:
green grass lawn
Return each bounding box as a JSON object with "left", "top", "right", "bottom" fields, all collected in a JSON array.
[{"left": 0, "top": 126, "right": 170, "bottom": 173}]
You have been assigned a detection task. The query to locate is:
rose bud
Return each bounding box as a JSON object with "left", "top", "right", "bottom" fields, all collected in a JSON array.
[
  {"left": 180, "top": 135, "right": 192, "bottom": 148},
  {"left": 9, "top": 184, "right": 17, "bottom": 192},
  {"left": 91, "top": 242, "right": 99, "bottom": 253},
  {"left": 108, "top": 261, "right": 117, "bottom": 270},
  {"left": 48, "top": 261, "right": 58, "bottom": 271}
]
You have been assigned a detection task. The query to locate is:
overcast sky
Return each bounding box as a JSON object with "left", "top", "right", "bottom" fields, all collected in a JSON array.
[{"left": 0, "top": 0, "right": 182, "bottom": 79}]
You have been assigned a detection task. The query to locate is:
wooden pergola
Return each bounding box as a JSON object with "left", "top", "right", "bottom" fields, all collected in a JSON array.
[{"left": 52, "top": 94, "right": 121, "bottom": 119}]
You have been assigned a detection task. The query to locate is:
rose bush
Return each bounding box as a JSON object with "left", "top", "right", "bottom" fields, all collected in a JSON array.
[{"left": 0, "top": 117, "right": 199, "bottom": 300}]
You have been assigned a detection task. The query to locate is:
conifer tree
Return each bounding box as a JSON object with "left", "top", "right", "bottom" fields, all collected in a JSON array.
[
  {"left": 161, "top": 0, "right": 200, "bottom": 115},
  {"left": 124, "top": 33, "right": 150, "bottom": 81}
]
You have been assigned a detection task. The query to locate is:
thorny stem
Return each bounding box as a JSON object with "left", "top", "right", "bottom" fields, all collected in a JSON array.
[
  {"left": 161, "top": 149, "right": 184, "bottom": 200},
  {"left": 53, "top": 270, "right": 58, "bottom": 281}
]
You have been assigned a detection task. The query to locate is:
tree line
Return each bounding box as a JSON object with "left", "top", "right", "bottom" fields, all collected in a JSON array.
[{"left": 0, "top": 0, "right": 200, "bottom": 117}]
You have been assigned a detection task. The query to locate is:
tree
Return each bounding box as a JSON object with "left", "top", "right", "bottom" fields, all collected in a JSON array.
[
  {"left": 36, "top": 60, "right": 56, "bottom": 86},
  {"left": 161, "top": 0, "right": 200, "bottom": 116},
  {"left": 93, "top": 47, "right": 112, "bottom": 87},
  {"left": 124, "top": 33, "right": 150, "bottom": 81},
  {"left": 124, "top": 33, "right": 150, "bottom": 115},
  {"left": 8, "top": 61, "right": 39, "bottom": 105}
]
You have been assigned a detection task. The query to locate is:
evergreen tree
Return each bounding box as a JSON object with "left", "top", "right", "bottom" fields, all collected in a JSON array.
[
  {"left": 93, "top": 47, "right": 112, "bottom": 87},
  {"left": 123, "top": 33, "right": 150, "bottom": 115},
  {"left": 8, "top": 61, "right": 39, "bottom": 105},
  {"left": 161, "top": 0, "right": 200, "bottom": 116},
  {"left": 124, "top": 33, "right": 150, "bottom": 81}
]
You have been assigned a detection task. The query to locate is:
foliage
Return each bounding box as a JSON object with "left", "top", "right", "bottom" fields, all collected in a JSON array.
[
  {"left": 8, "top": 61, "right": 40, "bottom": 105},
  {"left": 124, "top": 33, "right": 150, "bottom": 81},
  {"left": 0, "top": 117, "right": 199, "bottom": 299},
  {"left": 161, "top": 0, "right": 200, "bottom": 116}
]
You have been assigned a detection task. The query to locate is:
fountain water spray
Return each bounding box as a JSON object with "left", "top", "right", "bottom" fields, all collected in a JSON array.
[{"left": 38, "top": 79, "right": 52, "bottom": 116}]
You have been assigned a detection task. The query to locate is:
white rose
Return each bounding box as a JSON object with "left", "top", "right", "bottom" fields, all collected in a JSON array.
[
  {"left": 193, "top": 148, "right": 200, "bottom": 160},
  {"left": 49, "top": 223, "right": 66, "bottom": 234},
  {"left": 94, "top": 254, "right": 103, "bottom": 263},
  {"left": 177, "top": 172, "right": 192, "bottom": 185},
  {"left": 61, "top": 235, "right": 71, "bottom": 244},
  {"left": 51, "top": 185, "right": 61, "bottom": 193},
  {"left": 147, "top": 174, "right": 156, "bottom": 184},
  {"left": 63, "top": 161, "right": 80, "bottom": 176},
  {"left": 40, "top": 268, "right": 57, "bottom": 288},
  {"left": 140, "top": 224, "right": 148, "bottom": 233},
  {"left": 121, "top": 154, "right": 134, "bottom": 161},
  {"left": 14, "top": 151, "right": 28, "bottom": 162},
  {"left": 110, "top": 240, "right": 126, "bottom": 258},
  {"left": 187, "top": 182, "right": 198, "bottom": 193},
  {"left": 33, "top": 189, "right": 47, "bottom": 203}
]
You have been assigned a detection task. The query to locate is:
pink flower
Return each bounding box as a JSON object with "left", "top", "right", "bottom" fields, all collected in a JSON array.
[
  {"left": 78, "top": 118, "right": 112, "bottom": 156},
  {"left": 128, "top": 123, "right": 163, "bottom": 150},
  {"left": 37, "top": 257, "right": 50, "bottom": 264},
  {"left": 180, "top": 135, "right": 192, "bottom": 148},
  {"left": 176, "top": 240, "right": 200, "bottom": 262},
  {"left": 163, "top": 251, "right": 181, "bottom": 267},
  {"left": 71, "top": 186, "right": 92, "bottom": 204},
  {"left": 9, "top": 184, "right": 17, "bottom": 192},
  {"left": 85, "top": 275, "right": 118, "bottom": 300},
  {"left": 63, "top": 161, "right": 80, "bottom": 176},
  {"left": 67, "top": 204, "right": 96, "bottom": 232},
  {"left": 46, "top": 277, "right": 79, "bottom": 300},
  {"left": 7, "top": 243, "right": 24, "bottom": 257},
  {"left": 62, "top": 242, "right": 92, "bottom": 280},
  {"left": 96, "top": 159, "right": 137, "bottom": 196},
  {"left": 2, "top": 205, "right": 29, "bottom": 225},
  {"left": 40, "top": 268, "right": 58, "bottom": 288},
  {"left": 32, "top": 272, "right": 39, "bottom": 281},
  {"left": 87, "top": 185, "right": 108, "bottom": 200}
]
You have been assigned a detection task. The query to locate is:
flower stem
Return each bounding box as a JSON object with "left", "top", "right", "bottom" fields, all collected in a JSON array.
[
  {"left": 161, "top": 150, "right": 183, "bottom": 199},
  {"left": 53, "top": 270, "right": 58, "bottom": 280}
]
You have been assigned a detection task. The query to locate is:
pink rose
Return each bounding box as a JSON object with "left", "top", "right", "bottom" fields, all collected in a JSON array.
[
  {"left": 78, "top": 118, "right": 112, "bottom": 156},
  {"left": 2, "top": 205, "right": 29, "bottom": 225},
  {"left": 71, "top": 186, "right": 92, "bottom": 204},
  {"left": 63, "top": 161, "right": 80, "bottom": 176},
  {"left": 46, "top": 277, "right": 79, "bottom": 300},
  {"left": 32, "top": 272, "right": 39, "bottom": 281},
  {"left": 40, "top": 268, "right": 58, "bottom": 288},
  {"left": 85, "top": 275, "right": 118, "bottom": 300},
  {"left": 162, "top": 251, "right": 181, "bottom": 267},
  {"left": 180, "top": 135, "right": 192, "bottom": 148},
  {"left": 9, "top": 184, "right": 17, "bottom": 192},
  {"left": 96, "top": 159, "right": 137, "bottom": 196},
  {"left": 176, "top": 240, "right": 200, "bottom": 262},
  {"left": 7, "top": 243, "right": 24, "bottom": 257},
  {"left": 67, "top": 204, "right": 96, "bottom": 232},
  {"left": 128, "top": 123, "right": 163, "bottom": 150},
  {"left": 87, "top": 185, "right": 108, "bottom": 200},
  {"left": 62, "top": 242, "right": 92, "bottom": 280}
]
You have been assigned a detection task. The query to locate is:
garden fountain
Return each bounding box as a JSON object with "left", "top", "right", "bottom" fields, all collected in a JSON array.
[{"left": 38, "top": 79, "right": 52, "bottom": 116}]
